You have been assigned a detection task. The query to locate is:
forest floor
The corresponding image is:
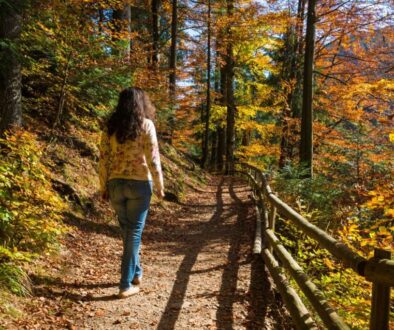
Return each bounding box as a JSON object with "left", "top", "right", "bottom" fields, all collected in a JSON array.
[{"left": 5, "top": 176, "right": 293, "bottom": 330}]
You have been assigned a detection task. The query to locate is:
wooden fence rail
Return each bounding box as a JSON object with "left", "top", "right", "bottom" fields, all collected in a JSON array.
[{"left": 234, "top": 162, "right": 393, "bottom": 330}]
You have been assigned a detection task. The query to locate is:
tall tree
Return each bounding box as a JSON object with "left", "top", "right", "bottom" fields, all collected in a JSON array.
[
  {"left": 225, "top": 0, "right": 236, "bottom": 174},
  {"left": 300, "top": 0, "right": 316, "bottom": 177},
  {"left": 217, "top": 48, "right": 227, "bottom": 172},
  {"left": 169, "top": 0, "right": 178, "bottom": 95},
  {"left": 293, "top": 0, "right": 305, "bottom": 118},
  {"left": 201, "top": 0, "right": 212, "bottom": 168},
  {"left": 168, "top": 0, "right": 178, "bottom": 143},
  {"left": 210, "top": 129, "right": 217, "bottom": 168},
  {"left": 151, "top": 0, "right": 160, "bottom": 65},
  {"left": 217, "top": 126, "right": 226, "bottom": 171},
  {"left": 279, "top": 0, "right": 306, "bottom": 168},
  {"left": 210, "top": 49, "right": 222, "bottom": 170},
  {"left": 0, "top": 1, "right": 22, "bottom": 135}
]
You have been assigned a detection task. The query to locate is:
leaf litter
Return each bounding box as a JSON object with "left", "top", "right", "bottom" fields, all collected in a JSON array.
[{"left": 4, "top": 176, "right": 293, "bottom": 329}]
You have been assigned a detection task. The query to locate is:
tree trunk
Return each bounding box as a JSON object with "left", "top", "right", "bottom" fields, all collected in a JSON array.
[
  {"left": 225, "top": 0, "right": 235, "bottom": 175},
  {"left": 214, "top": 50, "right": 220, "bottom": 93},
  {"left": 242, "top": 129, "right": 251, "bottom": 146},
  {"left": 201, "top": 0, "right": 212, "bottom": 168},
  {"left": 293, "top": 0, "right": 306, "bottom": 119},
  {"left": 296, "top": 0, "right": 306, "bottom": 68},
  {"left": 210, "top": 129, "right": 217, "bottom": 168},
  {"left": 53, "top": 53, "right": 72, "bottom": 128},
  {"left": 168, "top": 0, "right": 178, "bottom": 144},
  {"left": 151, "top": 0, "right": 160, "bottom": 65},
  {"left": 216, "top": 49, "right": 227, "bottom": 172},
  {"left": 279, "top": 0, "right": 305, "bottom": 167},
  {"left": 0, "top": 1, "right": 22, "bottom": 135},
  {"left": 209, "top": 49, "right": 221, "bottom": 170},
  {"left": 300, "top": 0, "right": 317, "bottom": 177},
  {"left": 217, "top": 126, "right": 225, "bottom": 172},
  {"left": 169, "top": 0, "right": 177, "bottom": 95},
  {"left": 279, "top": 106, "right": 292, "bottom": 168},
  {"left": 112, "top": 4, "right": 131, "bottom": 60}
]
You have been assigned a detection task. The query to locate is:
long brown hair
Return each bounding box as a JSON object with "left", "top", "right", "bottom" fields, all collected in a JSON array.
[{"left": 107, "top": 87, "right": 155, "bottom": 143}]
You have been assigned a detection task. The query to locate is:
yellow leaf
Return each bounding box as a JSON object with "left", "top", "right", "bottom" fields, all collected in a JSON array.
[
  {"left": 323, "top": 258, "right": 335, "bottom": 270},
  {"left": 377, "top": 226, "right": 389, "bottom": 235},
  {"left": 384, "top": 209, "right": 394, "bottom": 218}
]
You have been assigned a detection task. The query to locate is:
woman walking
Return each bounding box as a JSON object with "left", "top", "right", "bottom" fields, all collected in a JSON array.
[{"left": 99, "top": 87, "right": 164, "bottom": 298}]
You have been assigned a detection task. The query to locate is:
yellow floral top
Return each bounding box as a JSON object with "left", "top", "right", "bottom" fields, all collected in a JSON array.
[{"left": 98, "top": 119, "right": 164, "bottom": 194}]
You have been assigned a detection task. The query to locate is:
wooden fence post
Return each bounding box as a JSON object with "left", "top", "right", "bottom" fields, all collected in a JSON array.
[
  {"left": 268, "top": 204, "right": 277, "bottom": 253},
  {"left": 369, "top": 248, "right": 391, "bottom": 330},
  {"left": 253, "top": 169, "right": 258, "bottom": 198}
]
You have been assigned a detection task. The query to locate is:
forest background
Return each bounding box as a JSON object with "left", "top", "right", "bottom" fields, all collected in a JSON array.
[{"left": 0, "top": 0, "right": 393, "bottom": 328}]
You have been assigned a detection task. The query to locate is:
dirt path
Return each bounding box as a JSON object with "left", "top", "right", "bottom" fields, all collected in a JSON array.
[{"left": 12, "top": 176, "right": 293, "bottom": 330}]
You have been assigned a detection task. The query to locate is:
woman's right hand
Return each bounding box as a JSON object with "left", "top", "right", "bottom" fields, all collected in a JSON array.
[{"left": 158, "top": 189, "right": 165, "bottom": 199}]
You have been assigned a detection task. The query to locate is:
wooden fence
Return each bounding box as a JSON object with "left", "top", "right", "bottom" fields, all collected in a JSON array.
[{"left": 234, "top": 162, "right": 393, "bottom": 330}]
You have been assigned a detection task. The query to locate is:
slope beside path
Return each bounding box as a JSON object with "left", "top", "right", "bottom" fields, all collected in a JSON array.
[{"left": 10, "top": 176, "right": 293, "bottom": 330}]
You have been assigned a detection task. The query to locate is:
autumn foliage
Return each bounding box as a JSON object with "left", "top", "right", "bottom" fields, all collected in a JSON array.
[{"left": 0, "top": 0, "right": 392, "bottom": 327}]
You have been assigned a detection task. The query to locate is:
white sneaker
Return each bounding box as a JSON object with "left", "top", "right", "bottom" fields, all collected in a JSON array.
[{"left": 118, "top": 285, "right": 140, "bottom": 298}]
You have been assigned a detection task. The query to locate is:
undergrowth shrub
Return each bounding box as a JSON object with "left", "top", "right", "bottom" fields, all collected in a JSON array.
[
  {"left": 0, "top": 130, "right": 67, "bottom": 295},
  {"left": 274, "top": 164, "right": 344, "bottom": 228},
  {"left": 272, "top": 164, "right": 377, "bottom": 329},
  {"left": 0, "top": 262, "right": 31, "bottom": 296}
]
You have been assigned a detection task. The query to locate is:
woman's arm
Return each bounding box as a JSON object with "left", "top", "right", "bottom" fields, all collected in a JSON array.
[
  {"left": 144, "top": 120, "right": 164, "bottom": 195},
  {"left": 98, "top": 130, "right": 110, "bottom": 196}
]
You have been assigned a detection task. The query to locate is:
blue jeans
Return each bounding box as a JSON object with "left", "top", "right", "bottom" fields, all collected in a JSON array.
[{"left": 108, "top": 179, "right": 152, "bottom": 290}]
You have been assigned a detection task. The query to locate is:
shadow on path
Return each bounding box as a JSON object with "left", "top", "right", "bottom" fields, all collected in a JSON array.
[
  {"left": 157, "top": 177, "right": 255, "bottom": 330},
  {"left": 215, "top": 178, "right": 248, "bottom": 330},
  {"left": 246, "top": 256, "right": 294, "bottom": 329},
  {"left": 157, "top": 178, "right": 226, "bottom": 330},
  {"left": 30, "top": 274, "right": 119, "bottom": 302},
  {"left": 63, "top": 212, "right": 121, "bottom": 238},
  {"left": 245, "top": 256, "right": 270, "bottom": 329}
]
